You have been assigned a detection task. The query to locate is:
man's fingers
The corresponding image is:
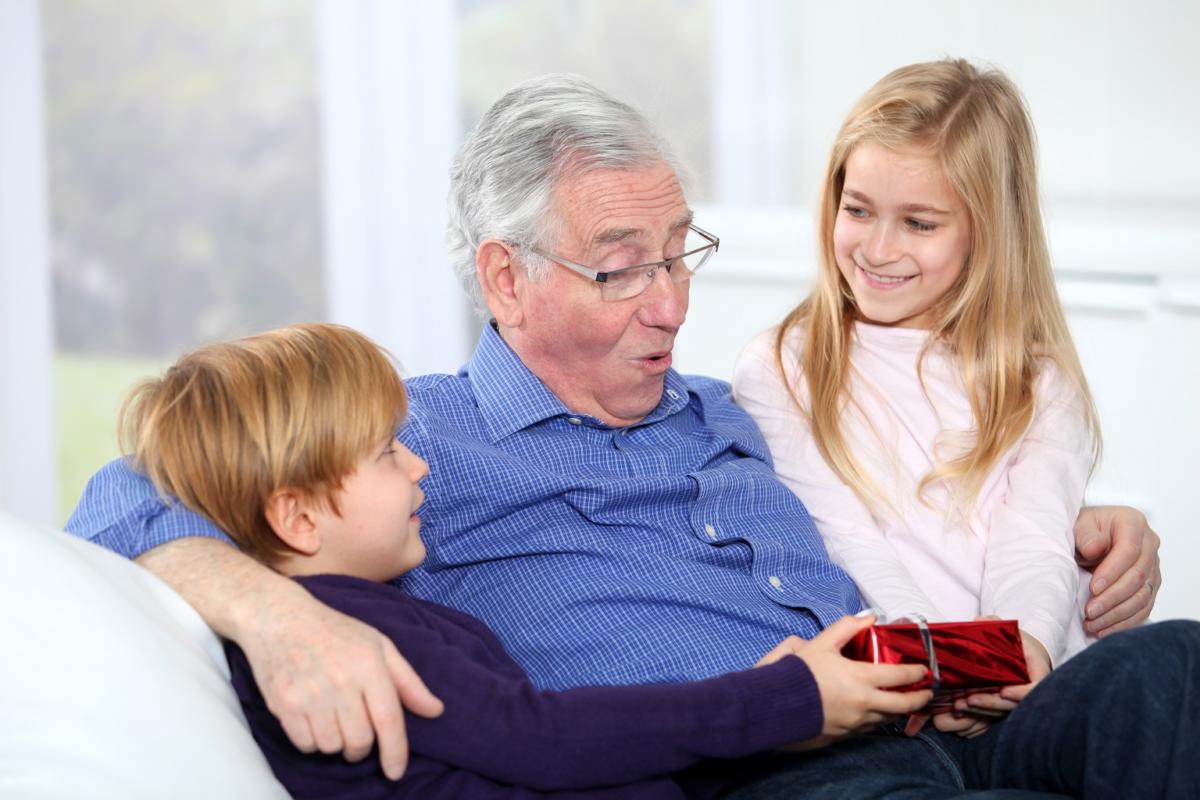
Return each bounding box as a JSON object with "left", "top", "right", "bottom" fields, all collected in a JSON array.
[
  {"left": 1073, "top": 515, "right": 1109, "bottom": 568},
  {"left": 1087, "top": 535, "right": 1142, "bottom": 602},
  {"left": 1089, "top": 589, "right": 1154, "bottom": 636},
  {"left": 309, "top": 705, "right": 345, "bottom": 755},
  {"left": 1086, "top": 563, "right": 1153, "bottom": 631},
  {"left": 1099, "top": 604, "right": 1153, "bottom": 636},
  {"left": 386, "top": 641, "right": 443, "bottom": 719},
  {"left": 278, "top": 712, "right": 318, "bottom": 754},
  {"left": 337, "top": 694, "right": 376, "bottom": 763},
  {"left": 364, "top": 670, "right": 409, "bottom": 781}
]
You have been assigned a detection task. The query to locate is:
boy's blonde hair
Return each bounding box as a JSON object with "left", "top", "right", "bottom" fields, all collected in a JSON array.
[
  {"left": 778, "top": 58, "right": 1101, "bottom": 515},
  {"left": 120, "top": 323, "right": 408, "bottom": 563}
]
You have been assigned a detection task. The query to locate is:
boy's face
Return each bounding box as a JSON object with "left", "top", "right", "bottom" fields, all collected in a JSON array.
[{"left": 317, "top": 436, "right": 429, "bottom": 582}]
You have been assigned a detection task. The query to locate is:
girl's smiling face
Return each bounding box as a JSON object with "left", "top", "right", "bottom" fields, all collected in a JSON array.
[{"left": 833, "top": 142, "right": 971, "bottom": 329}]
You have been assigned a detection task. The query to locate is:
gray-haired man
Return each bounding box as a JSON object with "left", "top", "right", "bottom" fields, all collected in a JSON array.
[{"left": 69, "top": 75, "right": 1173, "bottom": 796}]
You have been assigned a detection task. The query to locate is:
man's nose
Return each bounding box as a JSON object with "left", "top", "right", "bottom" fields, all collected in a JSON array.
[{"left": 638, "top": 266, "right": 687, "bottom": 330}]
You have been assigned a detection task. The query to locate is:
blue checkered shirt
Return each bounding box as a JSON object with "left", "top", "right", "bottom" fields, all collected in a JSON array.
[{"left": 67, "top": 324, "right": 860, "bottom": 689}]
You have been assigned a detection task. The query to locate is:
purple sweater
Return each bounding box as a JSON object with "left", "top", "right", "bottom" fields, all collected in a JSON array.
[{"left": 226, "top": 575, "right": 824, "bottom": 799}]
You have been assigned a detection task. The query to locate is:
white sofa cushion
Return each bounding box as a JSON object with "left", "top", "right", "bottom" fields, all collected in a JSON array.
[{"left": 0, "top": 509, "right": 288, "bottom": 798}]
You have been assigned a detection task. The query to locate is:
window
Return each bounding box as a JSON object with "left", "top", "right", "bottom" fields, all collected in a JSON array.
[{"left": 44, "top": 0, "right": 324, "bottom": 522}]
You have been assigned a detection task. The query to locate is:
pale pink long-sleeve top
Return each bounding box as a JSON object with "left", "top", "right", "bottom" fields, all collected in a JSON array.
[{"left": 733, "top": 322, "right": 1094, "bottom": 664}]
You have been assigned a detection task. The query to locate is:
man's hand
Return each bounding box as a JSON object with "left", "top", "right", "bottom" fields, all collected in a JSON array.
[
  {"left": 1074, "top": 506, "right": 1161, "bottom": 636},
  {"left": 137, "top": 538, "right": 442, "bottom": 780},
  {"left": 240, "top": 590, "right": 444, "bottom": 780},
  {"left": 759, "top": 614, "right": 932, "bottom": 748}
]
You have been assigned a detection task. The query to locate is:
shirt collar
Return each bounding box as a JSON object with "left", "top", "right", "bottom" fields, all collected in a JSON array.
[{"left": 464, "top": 322, "right": 694, "bottom": 442}]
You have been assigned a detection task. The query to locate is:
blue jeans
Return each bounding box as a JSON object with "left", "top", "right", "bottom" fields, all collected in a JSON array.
[{"left": 726, "top": 620, "right": 1200, "bottom": 799}]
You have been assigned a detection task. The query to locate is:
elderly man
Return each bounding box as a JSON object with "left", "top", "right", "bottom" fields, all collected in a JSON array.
[{"left": 69, "top": 75, "right": 1182, "bottom": 796}]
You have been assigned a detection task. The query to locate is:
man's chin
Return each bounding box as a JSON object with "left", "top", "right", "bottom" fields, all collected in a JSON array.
[{"left": 609, "top": 379, "right": 672, "bottom": 423}]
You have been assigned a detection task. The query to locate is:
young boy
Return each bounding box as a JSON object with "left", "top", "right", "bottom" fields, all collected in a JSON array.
[{"left": 121, "top": 323, "right": 930, "bottom": 799}]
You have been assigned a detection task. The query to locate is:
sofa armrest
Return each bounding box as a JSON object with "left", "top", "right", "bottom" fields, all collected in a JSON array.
[{"left": 0, "top": 509, "right": 288, "bottom": 799}]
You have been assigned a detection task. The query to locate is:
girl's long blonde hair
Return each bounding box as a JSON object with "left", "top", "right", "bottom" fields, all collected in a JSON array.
[{"left": 777, "top": 58, "right": 1101, "bottom": 515}]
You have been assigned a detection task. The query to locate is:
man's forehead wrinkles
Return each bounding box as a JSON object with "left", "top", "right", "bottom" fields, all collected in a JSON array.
[
  {"left": 546, "top": 163, "right": 689, "bottom": 260},
  {"left": 565, "top": 176, "right": 688, "bottom": 255},
  {"left": 577, "top": 201, "right": 687, "bottom": 255}
]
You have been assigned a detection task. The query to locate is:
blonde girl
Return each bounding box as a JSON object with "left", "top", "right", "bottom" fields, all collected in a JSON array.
[{"left": 733, "top": 58, "right": 1101, "bottom": 729}]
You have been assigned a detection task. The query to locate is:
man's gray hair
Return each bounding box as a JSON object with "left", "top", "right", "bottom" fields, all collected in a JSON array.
[{"left": 446, "top": 74, "right": 685, "bottom": 318}]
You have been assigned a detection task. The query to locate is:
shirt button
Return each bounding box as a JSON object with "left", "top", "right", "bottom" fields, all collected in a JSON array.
[
  {"left": 568, "top": 417, "right": 582, "bottom": 426},
  {"left": 666, "top": 388, "right": 680, "bottom": 400},
  {"left": 704, "top": 523, "right": 717, "bottom": 540},
  {"left": 768, "top": 575, "right": 784, "bottom": 590}
]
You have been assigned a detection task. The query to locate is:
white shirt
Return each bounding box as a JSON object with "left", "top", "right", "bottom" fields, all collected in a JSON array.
[{"left": 733, "top": 322, "right": 1094, "bottom": 663}]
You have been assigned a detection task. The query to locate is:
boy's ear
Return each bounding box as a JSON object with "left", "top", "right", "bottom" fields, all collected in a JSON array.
[
  {"left": 476, "top": 240, "right": 525, "bottom": 328},
  {"left": 263, "top": 489, "right": 321, "bottom": 556}
]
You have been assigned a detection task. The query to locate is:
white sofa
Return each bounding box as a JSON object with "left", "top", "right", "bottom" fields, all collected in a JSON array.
[{"left": 0, "top": 509, "right": 288, "bottom": 798}]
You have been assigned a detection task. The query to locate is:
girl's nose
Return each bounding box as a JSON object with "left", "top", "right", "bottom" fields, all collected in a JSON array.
[{"left": 863, "top": 222, "right": 900, "bottom": 266}]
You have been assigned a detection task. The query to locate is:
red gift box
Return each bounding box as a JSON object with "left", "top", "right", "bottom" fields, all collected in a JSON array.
[{"left": 842, "top": 618, "right": 1030, "bottom": 709}]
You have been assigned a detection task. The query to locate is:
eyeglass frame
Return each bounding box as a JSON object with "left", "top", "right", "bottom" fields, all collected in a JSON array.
[{"left": 526, "top": 223, "right": 719, "bottom": 299}]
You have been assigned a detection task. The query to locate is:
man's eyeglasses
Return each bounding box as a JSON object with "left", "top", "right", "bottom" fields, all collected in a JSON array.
[{"left": 529, "top": 224, "right": 719, "bottom": 302}]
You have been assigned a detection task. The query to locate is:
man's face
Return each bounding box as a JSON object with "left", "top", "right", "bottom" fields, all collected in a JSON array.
[{"left": 503, "top": 162, "right": 691, "bottom": 427}]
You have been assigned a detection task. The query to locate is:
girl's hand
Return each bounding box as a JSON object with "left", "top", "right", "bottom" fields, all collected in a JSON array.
[
  {"left": 930, "top": 706, "right": 997, "bottom": 738},
  {"left": 758, "top": 614, "right": 933, "bottom": 747},
  {"left": 997, "top": 629, "right": 1052, "bottom": 703},
  {"left": 920, "top": 623, "right": 1052, "bottom": 738}
]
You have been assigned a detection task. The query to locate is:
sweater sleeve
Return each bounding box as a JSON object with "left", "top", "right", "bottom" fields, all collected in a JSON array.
[
  {"left": 732, "top": 330, "right": 943, "bottom": 623},
  {"left": 312, "top": 579, "right": 824, "bottom": 792},
  {"left": 980, "top": 364, "right": 1091, "bottom": 665}
]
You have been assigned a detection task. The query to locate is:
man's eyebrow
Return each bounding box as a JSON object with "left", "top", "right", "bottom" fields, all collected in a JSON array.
[
  {"left": 592, "top": 227, "right": 642, "bottom": 246},
  {"left": 589, "top": 211, "right": 695, "bottom": 247},
  {"left": 842, "top": 188, "right": 950, "bottom": 216}
]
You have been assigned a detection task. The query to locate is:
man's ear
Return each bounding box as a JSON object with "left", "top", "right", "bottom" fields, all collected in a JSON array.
[
  {"left": 263, "top": 489, "right": 322, "bottom": 556},
  {"left": 476, "top": 240, "right": 525, "bottom": 328}
]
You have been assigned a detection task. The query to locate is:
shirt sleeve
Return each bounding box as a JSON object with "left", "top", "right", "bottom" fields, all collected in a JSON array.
[
  {"left": 732, "top": 330, "right": 943, "bottom": 623},
  {"left": 64, "top": 457, "right": 233, "bottom": 559},
  {"left": 314, "top": 581, "right": 824, "bottom": 792},
  {"left": 979, "top": 365, "right": 1091, "bottom": 665}
]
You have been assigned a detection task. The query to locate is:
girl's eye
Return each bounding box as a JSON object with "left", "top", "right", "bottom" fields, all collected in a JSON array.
[
  {"left": 907, "top": 218, "right": 936, "bottom": 233},
  {"left": 842, "top": 204, "right": 868, "bottom": 219}
]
